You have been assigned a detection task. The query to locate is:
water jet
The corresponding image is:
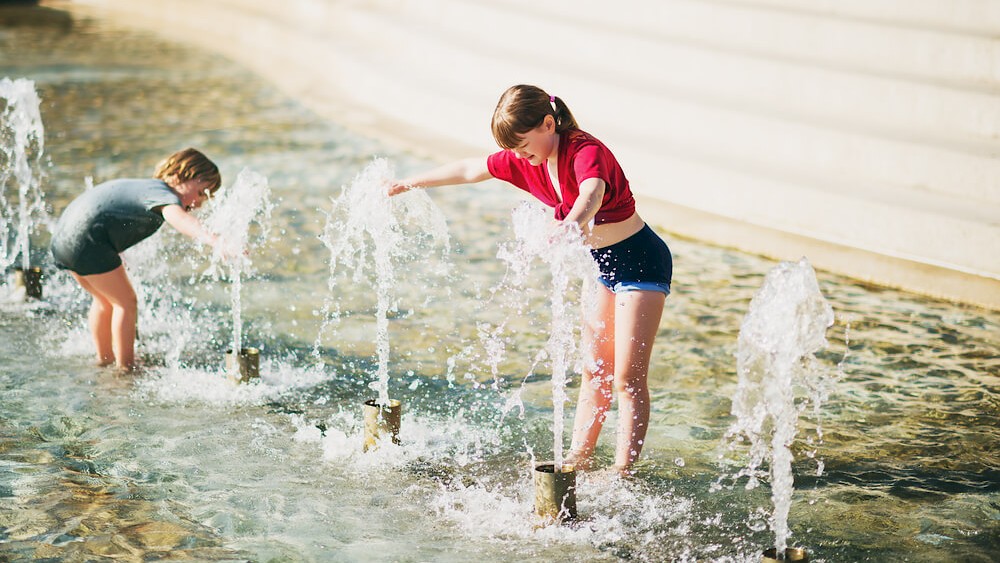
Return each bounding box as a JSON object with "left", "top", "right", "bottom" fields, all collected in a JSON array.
[
  {"left": 496, "top": 204, "right": 596, "bottom": 524},
  {"left": 319, "top": 159, "right": 449, "bottom": 454},
  {"left": 725, "top": 258, "right": 833, "bottom": 560},
  {"left": 1, "top": 78, "right": 47, "bottom": 289},
  {"left": 203, "top": 168, "right": 273, "bottom": 385}
]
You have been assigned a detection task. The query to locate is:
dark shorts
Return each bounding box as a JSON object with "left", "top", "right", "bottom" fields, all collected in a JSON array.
[
  {"left": 590, "top": 224, "right": 673, "bottom": 295},
  {"left": 50, "top": 227, "right": 122, "bottom": 276}
]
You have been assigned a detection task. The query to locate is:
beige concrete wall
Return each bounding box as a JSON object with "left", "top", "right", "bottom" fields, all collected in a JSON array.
[{"left": 65, "top": 0, "right": 1000, "bottom": 309}]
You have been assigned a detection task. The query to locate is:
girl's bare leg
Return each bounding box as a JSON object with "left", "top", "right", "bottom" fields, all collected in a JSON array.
[
  {"left": 612, "top": 290, "right": 665, "bottom": 474},
  {"left": 568, "top": 284, "right": 616, "bottom": 468},
  {"left": 73, "top": 266, "right": 137, "bottom": 370},
  {"left": 73, "top": 273, "right": 114, "bottom": 366}
]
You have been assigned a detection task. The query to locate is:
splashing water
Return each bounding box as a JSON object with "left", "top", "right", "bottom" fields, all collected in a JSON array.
[
  {"left": 319, "top": 158, "right": 450, "bottom": 405},
  {"left": 121, "top": 226, "right": 201, "bottom": 363},
  {"left": 0, "top": 77, "right": 47, "bottom": 271},
  {"left": 496, "top": 203, "right": 599, "bottom": 470},
  {"left": 203, "top": 168, "right": 274, "bottom": 358},
  {"left": 724, "top": 258, "right": 834, "bottom": 554}
]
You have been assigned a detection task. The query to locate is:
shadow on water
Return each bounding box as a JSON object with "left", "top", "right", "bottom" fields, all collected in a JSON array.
[{"left": 0, "top": 3, "right": 71, "bottom": 32}]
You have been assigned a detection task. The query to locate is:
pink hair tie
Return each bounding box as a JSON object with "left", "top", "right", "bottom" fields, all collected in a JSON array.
[{"left": 549, "top": 95, "right": 557, "bottom": 112}]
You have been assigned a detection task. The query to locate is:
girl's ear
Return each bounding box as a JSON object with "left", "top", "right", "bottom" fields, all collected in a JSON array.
[{"left": 542, "top": 114, "right": 556, "bottom": 133}]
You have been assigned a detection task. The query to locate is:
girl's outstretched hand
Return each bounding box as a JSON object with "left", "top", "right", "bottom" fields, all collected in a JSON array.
[
  {"left": 387, "top": 182, "right": 412, "bottom": 197},
  {"left": 206, "top": 233, "right": 245, "bottom": 262}
]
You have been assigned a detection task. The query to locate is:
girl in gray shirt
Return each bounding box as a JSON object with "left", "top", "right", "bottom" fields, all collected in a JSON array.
[{"left": 50, "top": 148, "right": 226, "bottom": 371}]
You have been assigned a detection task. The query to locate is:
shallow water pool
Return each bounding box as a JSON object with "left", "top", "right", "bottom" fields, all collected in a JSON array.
[{"left": 1, "top": 5, "right": 999, "bottom": 562}]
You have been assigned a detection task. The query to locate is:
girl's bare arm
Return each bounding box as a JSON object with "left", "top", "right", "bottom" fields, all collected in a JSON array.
[
  {"left": 389, "top": 157, "right": 493, "bottom": 195},
  {"left": 562, "top": 177, "right": 606, "bottom": 229},
  {"left": 161, "top": 204, "right": 218, "bottom": 247}
]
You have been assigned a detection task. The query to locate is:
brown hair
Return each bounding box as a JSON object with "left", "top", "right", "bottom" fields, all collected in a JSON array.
[
  {"left": 153, "top": 147, "right": 222, "bottom": 193},
  {"left": 491, "top": 84, "right": 579, "bottom": 150}
]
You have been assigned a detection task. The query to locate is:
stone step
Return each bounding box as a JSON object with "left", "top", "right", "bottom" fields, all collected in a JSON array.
[
  {"left": 620, "top": 141, "right": 1000, "bottom": 278},
  {"left": 344, "top": 3, "right": 1000, "bottom": 207},
  {"left": 415, "top": 0, "right": 1000, "bottom": 149},
  {"left": 719, "top": 0, "right": 1000, "bottom": 37},
  {"left": 476, "top": 0, "right": 1000, "bottom": 91}
]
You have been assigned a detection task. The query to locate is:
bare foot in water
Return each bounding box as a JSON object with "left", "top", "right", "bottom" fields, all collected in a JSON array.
[
  {"left": 112, "top": 359, "right": 143, "bottom": 375},
  {"left": 563, "top": 450, "right": 593, "bottom": 471},
  {"left": 613, "top": 464, "right": 636, "bottom": 479}
]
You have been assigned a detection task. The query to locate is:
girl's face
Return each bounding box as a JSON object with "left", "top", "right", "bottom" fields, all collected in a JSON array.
[
  {"left": 176, "top": 178, "right": 214, "bottom": 211},
  {"left": 510, "top": 115, "right": 557, "bottom": 165}
]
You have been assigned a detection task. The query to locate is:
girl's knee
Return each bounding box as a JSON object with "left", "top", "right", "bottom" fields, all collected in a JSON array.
[
  {"left": 111, "top": 290, "right": 138, "bottom": 311},
  {"left": 614, "top": 377, "right": 649, "bottom": 401},
  {"left": 584, "top": 369, "right": 614, "bottom": 392},
  {"left": 91, "top": 296, "right": 113, "bottom": 312},
  {"left": 581, "top": 374, "right": 614, "bottom": 408}
]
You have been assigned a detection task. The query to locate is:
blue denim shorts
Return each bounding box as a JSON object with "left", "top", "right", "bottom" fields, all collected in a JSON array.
[{"left": 591, "top": 224, "right": 673, "bottom": 295}]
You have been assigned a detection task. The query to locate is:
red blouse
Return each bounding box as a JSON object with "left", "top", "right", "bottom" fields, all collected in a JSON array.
[{"left": 486, "top": 129, "right": 635, "bottom": 224}]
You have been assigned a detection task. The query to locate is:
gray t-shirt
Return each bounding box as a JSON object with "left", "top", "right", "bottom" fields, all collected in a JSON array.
[{"left": 50, "top": 178, "right": 182, "bottom": 275}]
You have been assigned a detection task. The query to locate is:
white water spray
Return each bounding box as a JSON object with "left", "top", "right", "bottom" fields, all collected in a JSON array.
[
  {"left": 204, "top": 168, "right": 274, "bottom": 357},
  {"left": 497, "top": 203, "right": 599, "bottom": 470},
  {"left": 0, "top": 77, "right": 47, "bottom": 271},
  {"left": 725, "top": 258, "right": 834, "bottom": 554},
  {"left": 320, "top": 158, "right": 449, "bottom": 405}
]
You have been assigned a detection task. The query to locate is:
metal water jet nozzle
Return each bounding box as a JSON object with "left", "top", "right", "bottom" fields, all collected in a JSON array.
[
  {"left": 762, "top": 547, "right": 809, "bottom": 562},
  {"left": 533, "top": 462, "right": 577, "bottom": 523},
  {"left": 362, "top": 399, "right": 401, "bottom": 451},
  {"left": 12, "top": 266, "right": 42, "bottom": 300},
  {"left": 225, "top": 347, "right": 260, "bottom": 382}
]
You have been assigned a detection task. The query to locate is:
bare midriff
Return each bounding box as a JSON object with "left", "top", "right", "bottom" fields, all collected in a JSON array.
[{"left": 585, "top": 212, "right": 645, "bottom": 249}]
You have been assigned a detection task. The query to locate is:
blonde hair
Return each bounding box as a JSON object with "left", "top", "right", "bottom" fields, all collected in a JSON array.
[
  {"left": 491, "top": 84, "right": 579, "bottom": 150},
  {"left": 153, "top": 148, "right": 221, "bottom": 193}
]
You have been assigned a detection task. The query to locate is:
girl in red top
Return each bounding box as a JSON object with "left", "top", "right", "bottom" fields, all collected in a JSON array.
[{"left": 390, "top": 84, "right": 672, "bottom": 476}]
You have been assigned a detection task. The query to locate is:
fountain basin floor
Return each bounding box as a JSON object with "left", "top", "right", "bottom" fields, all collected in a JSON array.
[{"left": 1, "top": 4, "right": 999, "bottom": 562}]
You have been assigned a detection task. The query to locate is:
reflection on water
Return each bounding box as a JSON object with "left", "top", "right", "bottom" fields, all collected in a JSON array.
[{"left": 1, "top": 4, "right": 999, "bottom": 562}]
